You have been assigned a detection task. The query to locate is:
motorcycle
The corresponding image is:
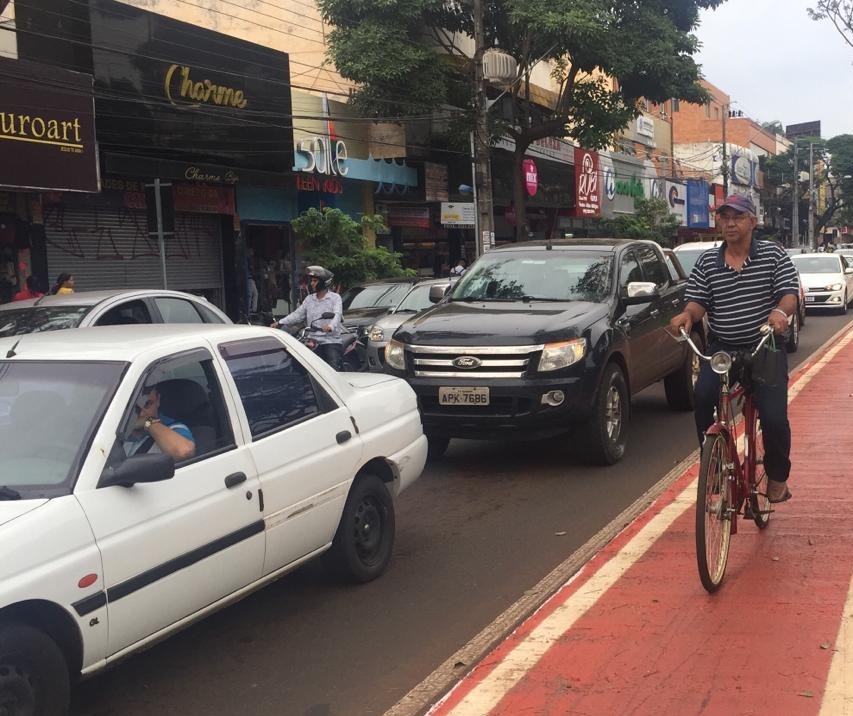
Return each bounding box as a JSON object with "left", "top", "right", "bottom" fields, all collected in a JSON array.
[{"left": 295, "top": 312, "right": 367, "bottom": 372}]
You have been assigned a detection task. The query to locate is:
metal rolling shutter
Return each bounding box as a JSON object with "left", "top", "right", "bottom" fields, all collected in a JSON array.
[{"left": 44, "top": 205, "right": 224, "bottom": 307}]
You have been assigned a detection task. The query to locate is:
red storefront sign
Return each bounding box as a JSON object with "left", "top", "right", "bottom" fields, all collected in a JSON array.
[
  {"left": 523, "top": 159, "right": 538, "bottom": 197},
  {"left": 173, "top": 183, "right": 235, "bottom": 214},
  {"left": 574, "top": 148, "right": 601, "bottom": 217},
  {"left": 296, "top": 174, "right": 344, "bottom": 195}
]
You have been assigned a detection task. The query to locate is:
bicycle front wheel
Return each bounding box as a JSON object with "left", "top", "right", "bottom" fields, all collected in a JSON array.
[
  {"left": 696, "top": 433, "right": 733, "bottom": 593},
  {"left": 750, "top": 418, "right": 771, "bottom": 529}
]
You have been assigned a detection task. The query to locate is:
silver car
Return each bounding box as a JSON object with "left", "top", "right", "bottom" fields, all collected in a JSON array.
[
  {"left": 366, "top": 278, "right": 456, "bottom": 371},
  {"left": 0, "top": 289, "right": 231, "bottom": 337}
]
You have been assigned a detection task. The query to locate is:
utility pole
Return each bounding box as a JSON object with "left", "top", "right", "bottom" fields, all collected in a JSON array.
[
  {"left": 808, "top": 142, "right": 816, "bottom": 251},
  {"left": 721, "top": 104, "right": 729, "bottom": 196},
  {"left": 472, "top": 0, "right": 495, "bottom": 257},
  {"left": 792, "top": 142, "right": 800, "bottom": 247}
]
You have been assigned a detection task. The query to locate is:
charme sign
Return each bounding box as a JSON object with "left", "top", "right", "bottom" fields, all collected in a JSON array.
[
  {"left": 164, "top": 64, "right": 248, "bottom": 109},
  {"left": 0, "top": 57, "right": 99, "bottom": 192}
]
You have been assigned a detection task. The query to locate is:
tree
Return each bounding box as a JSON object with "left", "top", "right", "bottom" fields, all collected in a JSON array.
[
  {"left": 290, "top": 208, "right": 414, "bottom": 289},
  {"left": 318, "top": 0, "right": 726, "bottom": 240},
  {"left": 809, "top": 1, "right": 853, "bottom": 49},
  {"left": 603, "top": 197, "right": 681, "bottom": 247}
]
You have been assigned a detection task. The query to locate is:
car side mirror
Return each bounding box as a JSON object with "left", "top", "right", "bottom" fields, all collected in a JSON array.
[
  {"left": 99, "top": 453, "right": 175, "bottom": 489},
  {"left": 845, "top": 267, "right": 853, "bottom": 275},
  {"left": 321, "top": 311, "right": 335, "bottom": 319},
  {"left": 429, "top": 285, "right": 447, "bottom": 303},
  {"left": 623, "top": 281, "right": 659, "bottom": 304}
]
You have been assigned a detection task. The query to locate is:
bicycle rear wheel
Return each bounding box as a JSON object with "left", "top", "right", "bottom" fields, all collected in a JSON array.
[
  {"left": 750, "top": 418, "right": 771, "bottom": 529},
  {"left": 696, "top": 433, "right": 733, "bottom": 593}
]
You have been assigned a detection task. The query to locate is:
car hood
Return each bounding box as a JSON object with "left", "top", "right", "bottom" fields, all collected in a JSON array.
[
  {"left": 394, "top": 301, "right": 608, "bottom": 346},
  {"left": 343, "top": 373, "right": 399, "bottom": 388},
  {"left": 0, "top": 499, "right": 49, "bottom": 528},
  {"left": 799, "top": 271, "right": 844, "bottom": 288},
  {"left": 343, "top": 307, "right": 391, "bottom": 326},
  {"left": 370, "top": 312, "right": 416, "bottom": 336}
]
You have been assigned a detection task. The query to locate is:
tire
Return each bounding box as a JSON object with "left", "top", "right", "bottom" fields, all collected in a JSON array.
[
  {"left": 579, "top": 363, "right": 628, "bottom": 465},
  {"left": 785, "top": 312, "right": 799, "bottom": 353},
  {"left": 328, "top": 474, "right": 395, "bottom": 583},
  {"left": 842, "top": 292, "right": 848, "bottom": 315},
  {"left": 426, "top": 434, "right": 450, "bottom": 461},
  {"left": 750, "top": 418, "right": 771, "bottom": 530},
  {"left": 0, "top": 623, "right": 70, "bottom": 716},
  {"left": 799, "top": 300, "right": 806, "bottom": 326},
  {"left": 696, "top": 433, "right": 733, "bottom": 593},
  {"left": 664, "top": 331, "right": 701, "bottom": 411}
]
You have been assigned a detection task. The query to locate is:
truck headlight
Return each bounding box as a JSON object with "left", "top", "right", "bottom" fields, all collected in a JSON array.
[
  {"left": 827, "top": 282, "right": 843, "bottom": 291},
  {"left": 537, "top": 339, "right": 586, "bottom": 372},
  {"left": 385, "top": 339, "right": 406, "bottom": 370},
  {"left": 368, "top": 325, "right": 384, "bottom": 343}
]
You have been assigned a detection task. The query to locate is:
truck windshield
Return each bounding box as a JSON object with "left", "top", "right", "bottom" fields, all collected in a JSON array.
[
  {"left": 449, "top": 251, "right": 613, "bottom": 302},
  {"left": 0, "top": 360, "right": 125, "bottom": 499}
]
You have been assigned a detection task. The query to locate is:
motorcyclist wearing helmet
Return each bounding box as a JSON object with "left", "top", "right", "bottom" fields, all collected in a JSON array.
[{"left": 271, "top": 265, "right": 344, "bottom": 369}]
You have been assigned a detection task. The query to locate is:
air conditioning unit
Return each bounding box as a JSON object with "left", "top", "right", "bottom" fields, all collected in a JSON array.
[{"left": 483, "top": 48, "right": 517, "bottom": 84}]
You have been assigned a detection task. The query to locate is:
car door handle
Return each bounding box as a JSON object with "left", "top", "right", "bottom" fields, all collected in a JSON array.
[
  {"left": 671, "top": 298, "right": 680, "bottom": 306},
  {"left": 224, "top": 472, "right": 247, "bottom": 489},
  {"left": 650, "top": 309, "right": 660, "bottom": 317},
  {"left": 336, "top": 430, "right": 352, "bottom": 444}
]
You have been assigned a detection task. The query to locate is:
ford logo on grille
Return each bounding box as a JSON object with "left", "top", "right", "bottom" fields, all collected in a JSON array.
[{"left": 453, "top": 356, "right": 482, "bottom": 369}]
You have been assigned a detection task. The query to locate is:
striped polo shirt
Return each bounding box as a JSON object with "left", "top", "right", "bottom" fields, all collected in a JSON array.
[{"left": 685, "top": 239, "right": 799, "bottom": 346}]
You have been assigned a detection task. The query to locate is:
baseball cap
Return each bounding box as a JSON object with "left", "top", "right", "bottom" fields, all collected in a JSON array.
[{"left": 716, "top": 194, "right": 756, "bottom": 217}]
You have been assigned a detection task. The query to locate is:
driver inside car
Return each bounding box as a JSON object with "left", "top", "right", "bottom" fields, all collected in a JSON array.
[{"left": 123, "top": 384, "right": 196, "bottom": 461}]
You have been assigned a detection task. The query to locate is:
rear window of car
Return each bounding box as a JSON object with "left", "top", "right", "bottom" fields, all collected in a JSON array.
[{"left": 0, "top": 306, "right": 92, "bottom": 337}]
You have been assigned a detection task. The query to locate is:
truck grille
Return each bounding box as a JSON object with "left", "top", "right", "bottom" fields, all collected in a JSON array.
[{"left": 407, "top": 344, "right": 543, "bottom": 379}]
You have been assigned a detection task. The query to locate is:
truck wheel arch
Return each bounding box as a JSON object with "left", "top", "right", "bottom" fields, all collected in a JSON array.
[{"left": 0, "top": 600, "right": 83, "bottom": 678}]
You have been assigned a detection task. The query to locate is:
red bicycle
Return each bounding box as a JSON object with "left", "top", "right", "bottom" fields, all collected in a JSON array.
[{"left": 679, "top": 326, "right": 775, "bottom": 593}]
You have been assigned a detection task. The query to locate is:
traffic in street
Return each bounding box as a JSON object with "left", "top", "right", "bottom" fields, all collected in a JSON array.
[{"left": 65, "top": 311, "right": 852, "bottom": 716}]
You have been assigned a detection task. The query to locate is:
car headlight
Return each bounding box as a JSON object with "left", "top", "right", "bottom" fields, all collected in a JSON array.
[
  {"left": 385, "top": 339, "right": 406, "bottom": 371},
  {"left": 537, "top": 338, "right": 586, "bottom": 372},
  {"left": 368, "top": 325, "right": 384, "bottom": 343},
  {"left": 827, "top": 282, "right": 843, "bottom": 291}
]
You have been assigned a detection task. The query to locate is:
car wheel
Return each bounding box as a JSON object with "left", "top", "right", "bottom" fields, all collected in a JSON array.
[
  {"left": 0, "top": 623, "right": 70, "bottom": 716},
  {"left": 785, "top": 312, "right": 800, "bottom": 353},
  {"left": 426, "top": 434, "right": 450, "bottom": 461},
  {"left": 579, "top": 363, "right": 628, "bottom": 465},
  {"left": 842, "top": 293, "right": 849, "bottom": 315},
  {"left": 327, "top": 473, "right": 395, "bottom": 583},
  {"left": 664, "top": 331, "right": 702, "bottom": 411},
  {"left": 799, "top": 300, "right": 806, "bottom": 326}
]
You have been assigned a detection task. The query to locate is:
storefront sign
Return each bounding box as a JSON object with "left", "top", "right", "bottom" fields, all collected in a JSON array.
[
  {"left": 731, "top": 153, "right": 755, "bottom": 187},
  {"left": 295, "top": 135, "right": 349, "bottom": 176},
  {"left": 615, "top": 176, "right": 644, "bottom": 200},
  {"left": 295, "top": 174, "right": 344, "bottom": 195},
  {"left": 574, "top": 148, "right": 601, "bottom": 217},
  {"left": 173, "top": 183, "right": 235, "bottom": 214},
  {"left": 164, "top": 64, "right": 248, "bottom": 109},
  {"left": 0, "top": 58, "right": 99, "bottom": 193},
  {"left": 636, "top": 116, "right": 655, "bottom": 140},
  {"left": 523, "top": 159, "right": 538, "bottom": 196},
  {"left": 665, "top": 180, "right": 687, "bottom": 226},
  {"left": 184, "top": 165, "right": 239, "bottom": 184},
  {"left": 387, "top": 206, "right": 431, "bottom": 229},
  {"left": 686, "top": 179, "right": 710, "bottom": 228},
  {"left": 440, "top": 202, "right": 475, "bottom": 227},
  {"left": 425, "top": 162, "right": 449, "bottom": 202}
]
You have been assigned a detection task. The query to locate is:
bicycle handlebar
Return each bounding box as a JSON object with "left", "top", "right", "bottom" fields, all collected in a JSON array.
[{"left": 678, "top": 324, "right": 773, "bottom": 362}]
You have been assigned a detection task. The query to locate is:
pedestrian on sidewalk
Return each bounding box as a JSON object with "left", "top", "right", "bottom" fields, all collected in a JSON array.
[
  {"left": 51, "top": 272, "right": 75, "bottom": 295},
  {"left": 670, "top": 194, "right": 799, "bottom": 503},
  {"left": 13, "top": 276, "right": 44, "bottom": 301}
]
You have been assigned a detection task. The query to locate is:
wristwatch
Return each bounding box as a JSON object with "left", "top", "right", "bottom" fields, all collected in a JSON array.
[{"left": 143, "top": 417, "right": 161, "bottom": 432}]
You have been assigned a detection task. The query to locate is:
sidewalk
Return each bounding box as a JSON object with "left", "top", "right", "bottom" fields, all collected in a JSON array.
[{"left": 428, "top": 323, "right": 853, "bottom": 716}]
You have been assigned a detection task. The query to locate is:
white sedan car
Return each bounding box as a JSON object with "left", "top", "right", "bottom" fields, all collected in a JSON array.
[
  {"left": 791, "top": 253, "right": 853, "bottom": 314},
  {"left": 0, "top": 324, "right": 426, "bottom": 714}
]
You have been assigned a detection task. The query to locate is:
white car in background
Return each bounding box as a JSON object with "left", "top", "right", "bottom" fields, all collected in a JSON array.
[
  {"left": 791, "top": 252, "right": 853, "bottom": 314},
  {"left": 0, "top": 324, "right": 426, "bottom": 714},
  {"left": 672, "top": 239, "right": 723, "bottom": 275},
  {"left": 0, "top": 289, "right": 231, "bottom": 337}
]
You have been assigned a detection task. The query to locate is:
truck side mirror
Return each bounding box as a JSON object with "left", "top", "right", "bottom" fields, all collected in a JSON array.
[
  {"left": 429, "top": 285, "right": 447, "bottom": 303},
  {"left": 623, "top": 281, "right": 658, "bottom": 305}
]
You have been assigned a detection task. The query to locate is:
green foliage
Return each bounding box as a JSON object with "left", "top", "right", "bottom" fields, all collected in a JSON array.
[
  {"left": 809, "top": 1, "right": 853, "bottom": 51},
  {"left": 604, "top": 197, "right": 681, "bottom": 247},
  {"left": 290, "top": 208, "right": 414, "bottom": 288}
]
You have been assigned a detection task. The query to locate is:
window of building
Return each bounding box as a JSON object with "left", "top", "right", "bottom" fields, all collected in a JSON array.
[
  {"left": 714, "top": 107, "right": 719, "bottom": 120},
  {"left": 705, "top": 103, "right": 711, "bottom": 119},
  {"left": 672, "top": 99, "right": 680, "bottom": 113}
]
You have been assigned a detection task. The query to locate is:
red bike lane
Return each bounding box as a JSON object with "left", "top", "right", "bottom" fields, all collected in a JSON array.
[{"left": 428, "top": 323, "right": 853, "bottom": 716}]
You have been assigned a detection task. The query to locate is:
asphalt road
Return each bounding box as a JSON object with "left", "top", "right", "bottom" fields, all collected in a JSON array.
[{"left": 70, "top": 310, "right": 851, "bottom": 716}]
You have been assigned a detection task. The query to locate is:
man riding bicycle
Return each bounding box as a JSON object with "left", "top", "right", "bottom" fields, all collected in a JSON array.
[{"left": 670, "top": 194, "right": 800, "bottom": 504}]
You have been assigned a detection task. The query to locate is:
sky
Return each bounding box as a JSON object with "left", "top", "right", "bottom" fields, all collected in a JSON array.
[{"left": 695, "top": 0, "right": 852, "bottom": 139}]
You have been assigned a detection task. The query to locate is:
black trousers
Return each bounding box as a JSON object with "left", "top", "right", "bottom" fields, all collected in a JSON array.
[
  {"left": 694, "top": 343, "right": 791, "bottom": 483},
  {"left": 315, "top": 342, "right": 343, "bottom": 371}
]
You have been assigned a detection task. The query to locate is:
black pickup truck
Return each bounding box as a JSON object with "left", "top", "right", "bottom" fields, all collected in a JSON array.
[{"left": 382, "top": 238, "right": 701, "bottom": 464}]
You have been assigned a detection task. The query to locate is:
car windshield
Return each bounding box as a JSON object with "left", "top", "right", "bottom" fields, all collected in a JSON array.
[
  {"left": 673, "top": 247, "right": 716, "bottom": 274},
  {"left": 0, "top": 360, "right": 125, "bottom": 498},
  {"left": 792, "top": 255, "right": 842, "bottom": 273},
  {"left": 0, "top": 306, "right": 92, "bottom": 337},
  {"left": 395, "top": 284, "right": 445, "bottom": 313},
  {"left": 341, "top": 283, "right": 410, "bottom": 310},
  {"left": 449, "top": 250, "right": 613, "bottom": 302}
]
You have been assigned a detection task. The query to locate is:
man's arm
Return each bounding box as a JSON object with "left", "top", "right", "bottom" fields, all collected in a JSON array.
[
  {"left": 767, "top": 294, "right": 798, "bottom": 335},
  {"left": 276, "top": 300, "right": 307, "bottom": 328},
  {"left": 147, "top": 421, "right": 195, "bottom": 461},
  {"left": 669, "top": 301, "right": 707, "bottom": 335}
]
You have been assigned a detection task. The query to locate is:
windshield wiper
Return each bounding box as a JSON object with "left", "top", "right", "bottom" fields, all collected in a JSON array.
[
  {"left": 520, "top": 296, "right": 567, "bottom": 302},
  {"left": 0, "top": 485, "right": 22, "bottom": 500},
  {"left": 395, "top": 308, "right": 419, "bottom": 313}
]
